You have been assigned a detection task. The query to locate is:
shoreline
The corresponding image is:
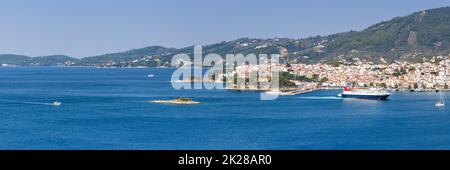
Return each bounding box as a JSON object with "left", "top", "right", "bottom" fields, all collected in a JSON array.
[
  {"left": 225, "top": 86, "right": 450, "bottom": 93},
  {"left": 1, "top": 66, "right": 448, "bottom": 92}
]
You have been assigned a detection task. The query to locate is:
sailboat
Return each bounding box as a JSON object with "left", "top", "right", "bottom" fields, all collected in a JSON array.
[
  {"left": 435, "top": 91, "right": 445, "bottom": 107},
  {"left": 435, "top": 60, "right": 448, "bottom": 107}
]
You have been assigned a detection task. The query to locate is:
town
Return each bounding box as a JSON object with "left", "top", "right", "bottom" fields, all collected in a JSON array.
[{"left": 229, "top": 56, "right": 450, "bottom": 91}]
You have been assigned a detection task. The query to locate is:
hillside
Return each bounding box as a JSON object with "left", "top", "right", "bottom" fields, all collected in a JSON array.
[
  {"left": 320, "top": 7, "right": 450, "bottom": 63},
  {"left": 1, "top": 7, "right": 450, "bottom": 67},
  {"left": 0, "top": 54, "right": 79, "bottom": 66},
  {"left": 80, "top": 46, "right": 177, "bottom": 67},
  {"left": 0, "top": 54, "right": 31, "bottom": 66}
]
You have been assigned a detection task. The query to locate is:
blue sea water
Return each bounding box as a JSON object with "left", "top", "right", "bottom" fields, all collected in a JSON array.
[{"left": 0, "top": 67, "right": 449, "bottom": 150}]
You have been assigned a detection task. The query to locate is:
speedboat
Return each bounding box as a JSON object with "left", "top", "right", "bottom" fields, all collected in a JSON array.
[{"left": 51, "top": 101, "right": 62, "bottom": 106}]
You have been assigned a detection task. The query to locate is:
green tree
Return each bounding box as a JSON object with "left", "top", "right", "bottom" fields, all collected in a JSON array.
[
  {"left": 393, "top": 68, "right": 407, "bottom": 77},
  {"left": 312, "top": 74, "right": 319, "bottom": 82},
  {"left": 319, "top": 77, "right": 329, "bottom": 84},
  {"left": 279, "top": 76, "right": 297, "bottom": 87}
]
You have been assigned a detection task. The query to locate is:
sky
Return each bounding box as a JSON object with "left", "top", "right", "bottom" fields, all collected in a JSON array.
[{"left": 1, "top": 0, "right": 449, "bottom": 58}]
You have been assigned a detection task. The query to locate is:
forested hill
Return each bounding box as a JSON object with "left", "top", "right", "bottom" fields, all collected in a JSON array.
[{"left": 2, "top": 7, "right": 450, "bottom": 67}]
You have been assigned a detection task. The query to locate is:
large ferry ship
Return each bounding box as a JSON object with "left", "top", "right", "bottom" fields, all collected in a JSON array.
[{"left": 337, "top": 87, "right": 391, "bottom": 100}]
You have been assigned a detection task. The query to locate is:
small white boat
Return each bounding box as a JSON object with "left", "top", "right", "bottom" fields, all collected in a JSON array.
[
  {"left": 436, "top": 102, "right": 445, "bottom": 107},
  {"left": 147, "top": 74, "right": 155, "bottom": 78},
  {"left": 51, "top": 101, "right": 62, "bottom": 106},
  {"left": 435, "top": 91, "right": 445, "bottom": 107}
]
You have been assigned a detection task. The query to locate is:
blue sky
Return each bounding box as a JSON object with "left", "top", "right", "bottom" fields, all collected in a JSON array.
[{"left": 0, "top": 0, "right": 449, "bottom": 58}]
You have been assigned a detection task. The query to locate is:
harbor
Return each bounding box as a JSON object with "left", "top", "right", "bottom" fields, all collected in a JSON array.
[{"left": 0, "top": 67, "right": 448, "bottom": 150}]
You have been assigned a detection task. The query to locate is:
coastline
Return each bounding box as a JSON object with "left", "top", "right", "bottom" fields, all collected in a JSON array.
[
  {"left": 225, "top": 86, "right": 450, "bottom": 93},
  {"left": 1, "top": 66, "right": 448, "bottom": 92}
]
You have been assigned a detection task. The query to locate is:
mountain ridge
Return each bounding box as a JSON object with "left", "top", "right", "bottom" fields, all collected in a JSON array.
[{"left": 2, "top": 6, "right": 450, "bottom": 67}]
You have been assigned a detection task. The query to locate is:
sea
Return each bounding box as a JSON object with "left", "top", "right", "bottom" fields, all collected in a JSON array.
[{"left": 0, "top": 67, "right": 449, "bottom": 149}]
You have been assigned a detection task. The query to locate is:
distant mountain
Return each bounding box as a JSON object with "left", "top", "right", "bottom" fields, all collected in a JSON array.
[
  {"left": 0, "top": 54, "right": 79, "bottom": 66},
  {"left": 2, "top": 7, "right": 450, "bottom": 67},
  {"left": 0, "top": 54, "right": 31, "bottom": 66},
  {"left": 30, "top": 55, "right": 80, "bottom": 66},
  {"left": 80, "top": 46, "right": 177, "bottom": 67}
]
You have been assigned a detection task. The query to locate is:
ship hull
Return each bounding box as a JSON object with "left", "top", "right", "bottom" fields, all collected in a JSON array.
[{"left": 341, "top": 94, "right": 390, "bottom": 100}]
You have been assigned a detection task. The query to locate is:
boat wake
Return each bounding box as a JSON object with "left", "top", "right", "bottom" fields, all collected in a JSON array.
[
  {"left": 295, "top": 96, "right": 343, "bottom": 100},
  {"left": 0, "top": 99, "right": 62, "bottom": 106}
]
